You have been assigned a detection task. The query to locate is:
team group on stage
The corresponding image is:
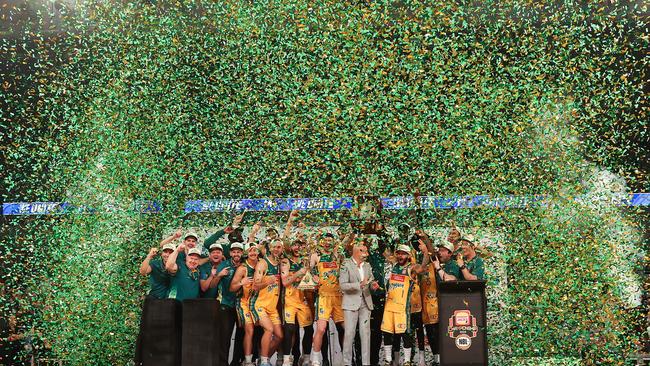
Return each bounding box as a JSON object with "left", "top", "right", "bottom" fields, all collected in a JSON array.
[{"left": 139, "top": 211, "right": 485, "bottom": 366}]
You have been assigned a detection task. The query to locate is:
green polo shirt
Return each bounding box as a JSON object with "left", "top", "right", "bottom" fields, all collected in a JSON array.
[
  {"left": 199, "top": 262, "right": 220, "bottom": 299},
  {"left": 147, "top": 258, "right": 171, "bottom": 299},
  {"left": 441, "top": 260, "right": 462, "bottom": 280},
  {"left": 461, "top": 255, "right": 485, "bottom": 280},
  {"left": 168, "top": 257, "right": 200, "bottom": 301}
]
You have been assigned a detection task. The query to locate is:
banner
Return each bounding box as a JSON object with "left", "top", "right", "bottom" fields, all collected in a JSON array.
[{"left": 3, "top": 193, "right": 648, "bottom": 215}]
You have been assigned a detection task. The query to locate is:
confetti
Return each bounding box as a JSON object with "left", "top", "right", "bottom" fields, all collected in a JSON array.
[{"left": 0, "top": 1, "right": 647, "bottom": 365}]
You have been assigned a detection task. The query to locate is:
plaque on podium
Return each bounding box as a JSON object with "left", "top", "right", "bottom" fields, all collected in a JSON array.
[{"left": 438, "top": 280, "right": 488, "bottom": 366}]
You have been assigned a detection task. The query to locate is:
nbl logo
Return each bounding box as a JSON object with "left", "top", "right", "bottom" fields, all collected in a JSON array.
[
  {"left": 447, "top": 309, "right": 479, "bottom": 351},
  {"left": 455, "top": 335, "right": 472, "bottom": 350}
]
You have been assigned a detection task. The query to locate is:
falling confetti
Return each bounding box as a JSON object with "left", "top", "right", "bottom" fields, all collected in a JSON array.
[{"left": 0, "top": 1, "right": 647, "bottom": 365}]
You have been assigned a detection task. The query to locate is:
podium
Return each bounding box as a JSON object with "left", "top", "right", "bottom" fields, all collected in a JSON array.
[
  {"left": 137, "top": 299, "right": 182, "bottom": 366},
  {"left": 438, "top": 281, "right": 488, "bottom": 366},
  {"left": 181, "top": 299, "right": 221, "bottom": 366}
]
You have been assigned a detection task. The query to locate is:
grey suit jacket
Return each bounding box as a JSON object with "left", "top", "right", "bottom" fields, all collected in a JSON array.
[{"left": 339, "top": 258, "right": 374, "bottom": 311}]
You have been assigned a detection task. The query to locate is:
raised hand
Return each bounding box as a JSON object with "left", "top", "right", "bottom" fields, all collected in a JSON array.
[
  {"left": 432, "top": 253, "right": 441, "bottom": 269},
  {"left": 418, "top": 239, "right": 428, "bottom": 254},
  {"left": 148, "top": 248, "right": 159, "bottom": 258},
  {"left": 415, "top": 229, "right": 427, "bottom": 238},
  {"left": 232, "top": 211, "right": 246, "bottom": 227}
]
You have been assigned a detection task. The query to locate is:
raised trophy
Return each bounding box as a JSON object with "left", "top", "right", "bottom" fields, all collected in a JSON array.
[
  {"left": 350, "top": 195, "right": 383, "bottom": 235},
  {"left": 296, "top": 235, "right": 317, "bottom": 290}
]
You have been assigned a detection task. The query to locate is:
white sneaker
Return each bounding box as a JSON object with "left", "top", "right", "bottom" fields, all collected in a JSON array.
[{"left": 281, "top": 355, "right": 293, "bottom": 366}]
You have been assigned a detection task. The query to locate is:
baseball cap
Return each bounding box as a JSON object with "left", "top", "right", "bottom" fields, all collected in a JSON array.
[
  {"left": 187, "top": 248, "right": 202, "bottom": 257},
  {"left": 437, "top": 241, "right": 454, "bottom": 253},
  {"left": 396, "top": 244, "right": 412, "bottom": 254},
  {"left": 460, "top": 234, "right": 475, "bottom": 245},
  {"left": 184, "top": 232, "right": 199, "bottom": 241},
  {"left": 162, "top": 243, "right": 176, "bottom": 252},
  {"left": 209, "top": 243, "right": 223, "bottom": 252},
  {"left": 230, "top": 242, "right": 245, "bottom": 251}
]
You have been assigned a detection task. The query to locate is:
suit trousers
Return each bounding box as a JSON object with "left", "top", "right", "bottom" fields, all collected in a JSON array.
[{"left": 343, "top": 301, "right": 371, "bottom": 366}]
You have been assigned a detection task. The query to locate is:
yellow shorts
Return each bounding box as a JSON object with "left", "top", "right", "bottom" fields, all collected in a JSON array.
[
  {"left": 381, "top": 310, "right": 409, "bottom": 334},
  {"left": 237, "top": 301, "right": 255, "bottom": 325},
  {"left": 421, "top": 298, "right": 439, "bottom": 325},
  {"left": 284, "top": 302, "right": 313, "bottom": 327},
  {"left": 316, "top": 294, "right": 344, "bottom": 323},
  {"left": 253, "top": 302, "right": 282, "bottom": 325}
]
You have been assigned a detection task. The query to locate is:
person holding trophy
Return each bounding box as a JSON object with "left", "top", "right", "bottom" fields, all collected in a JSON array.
[
  {"left": 280, "top": 237, "right": 313, "bottom": 366},
  {"left": 309, "top": 232, "right": 345, "bottom": 366}
]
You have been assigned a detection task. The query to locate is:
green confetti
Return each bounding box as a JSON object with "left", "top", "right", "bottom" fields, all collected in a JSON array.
[{"left": 0, "top": 1, "right": 647, "bottom": 365}]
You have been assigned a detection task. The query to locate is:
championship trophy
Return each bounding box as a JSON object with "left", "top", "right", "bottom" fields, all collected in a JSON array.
[
  {"left": 350, "top": 196, "right": 383, "bottom": 235},
  {"left": 296, "top": 236, "right": 317, "bottom": 290}
]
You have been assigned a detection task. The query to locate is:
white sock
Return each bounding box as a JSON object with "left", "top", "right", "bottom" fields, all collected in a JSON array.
[
  {"left": 419, "top": 350, "right": 425, "bottom": 363},
  {"left": 283, "top": 355, "right": 292, "bottom": 363},
  {"left": 245, "top": 355, "right": 253, "bottom": 363},
  {"left": 261, "top": 356, "right": 269, "bottom": 364},
  {"left": 433, "top": 353, "right": 440, "bottom": 363},
  {"left": 310, "top": 351, "right": 322, "bottom": 363},
  {"left": 384, "top": 345, "right": 392, "bottom": 362},
  {"left": 403, "top": 348, "right": 412, "bottom": 363}
]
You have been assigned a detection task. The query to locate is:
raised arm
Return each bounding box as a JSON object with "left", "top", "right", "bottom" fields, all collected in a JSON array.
[
  {"left": 377, "top": 226, "right": 393, "bottom": 255},
  {"left": 160, "top": 229, "right": 182, "bottom": 247},
  {"left": 415, "top": 229, "right": 435, "bottom": 255},
  {"left": 204, "top": 212, "right": 246, "bottom": 251},
  {"left": 248, "top": 221, "right": 262, "bottom": 244},
  {"left": 165, "top": 245, "right": 184, "bottom": 274},
  {"left": 411, "top": 241, "right": 430, "bottom": 275},
  {"left": 342, "top": 229, "right": 356, "bottom": 256},
  {"left": 139, "top": 248, "right": 158, "bottom": 276},
  {"left": 282, "top": 210, "right": 299, "bottom": 240}
]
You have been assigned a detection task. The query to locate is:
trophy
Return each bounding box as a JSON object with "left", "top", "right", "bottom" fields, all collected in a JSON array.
[
  {"left": 350, "top": 196, "right": 383, "bottom": 235},
  {"left": 297, "top": 266, "right": 317, "bottom": 290},
  {"left": 296, "top": 235, "right": 317, "bottom": 290}
]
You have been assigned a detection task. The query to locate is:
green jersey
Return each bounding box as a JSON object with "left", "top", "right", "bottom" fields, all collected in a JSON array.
[
  {"left": 168, "top": 260, "right": 200, "bottom": 301},
  {"left": 461, "top": 255, "right": 485, "bottom": 280},
  {"left": 147, "top": 258, "right": 170, "bottom": 299}
]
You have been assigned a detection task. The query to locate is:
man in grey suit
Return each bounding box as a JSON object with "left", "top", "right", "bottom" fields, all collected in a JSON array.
[{"left": 340, "top": 242, "right": 380, "bottom": 366}]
